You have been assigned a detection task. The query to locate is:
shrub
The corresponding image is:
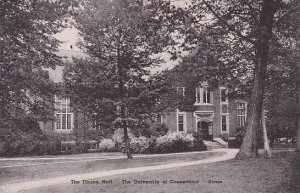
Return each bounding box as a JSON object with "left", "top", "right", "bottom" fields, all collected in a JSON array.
[
  {"left": 35, "top": 140, "right": 61, "bottom": 155},
  {"left": 230, "top": 127, "right": 264, "bottom": 148},
  {"left": 98, "top": 139, "right": 116, "bottom": 152},
  {"left": 228, "top": 127, "right": 246, "bottom": 148},
  {"left": 148, "top": 122, "right": 168, "bottom": 137},
  {"left": 154, "top": 133, "right": 196, "bottom": 153},
  {"left": 220, "top": 133, "right": 229, "bottom": 142},
  {"left": 111, "top": 128, "right": 134, "bottom": 143},
  {"left": 117, "top": 136, "right": 154, "bottom": 154},
  {"left": 0, "top": 129, "right": 64, "bottom": 156},
  {"left": 192, "top": 131, "right": 207, "bottom": 151},
  {"left": 118, "top": 136, "right": 156, "bottom": 154},
  {"left": 71, "top": 141, "right": 86, "bottom": 154},
  {"left": 116, "top": 132, "right": 206, "bottom": 154},
  {"left": 131, "top": 136, "right": 156, "bottom": 154},
  {"left": 136, "top": 121, "right": 169, "bottom": 138}
]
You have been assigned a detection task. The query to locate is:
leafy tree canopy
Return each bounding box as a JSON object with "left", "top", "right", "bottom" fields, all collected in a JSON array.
[{"left": 0, "top": 0, "right": 77, "bottom": 132}]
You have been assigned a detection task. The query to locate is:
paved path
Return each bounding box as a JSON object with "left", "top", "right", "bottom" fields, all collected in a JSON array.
[
  {"left": 0, "top": 149, "right": 239, "bottom": 193},
  {"left": 0, "top": 150, "right": 214, "bottom": 162},
  {"left": 0, "top": 150, "right": 218, "bottom": 169}
]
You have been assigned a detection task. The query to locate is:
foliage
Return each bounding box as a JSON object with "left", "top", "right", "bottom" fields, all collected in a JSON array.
[
  {"left": 117, "top": 132, "right": 206, "bottom": 154},
  {"left": 0, "top": 0, "right": 77, "bottom": 132},
  {"left": 265, "top": 60, "right": 298, "bottom": 143},
  {"left": 296, "top": 4, "right": 300, "bottom": 151},
  {"left": 137, "top": 121, "right": 169, "bottom": 138},
  {"left": 119, "top": 136, "right": 155, "bottom": 154},
  {"left": 65, "top": 0, "right": 175, "bottom": 123},
  {"left": 170, "top": 0, "right": 298, "bottom": 158},
  {"left": 98, "top": 139, "right": 116, "bottom": 152},
  {"left": 148, "top": 122, "right": 169, "bottom": 137},
  {"left": 220, "top": 133, "right": 229, "bottom": 142},
  {"left": 152, "top": 64, "right": 204, "bottom": 113},
  {"left": 229, "top": 127, "right": 264, "bottom": 148},
  {"left": 229, "top": 127, "right": 246, "bottom": 148},
  {"left": 0, "top": 129, "right": 61, "bottom": 157},
  {"left": 191, "top": 131, "right": 208, "bottom": 151},
  {"left": 154, "top": 133, "right": 195, "bottom": 153},
  {"left": 155, "top": 0, "right": 297, "bottom": 157},
  {"left": 65, "top": 0, "right": 176, "bottom": 158}
]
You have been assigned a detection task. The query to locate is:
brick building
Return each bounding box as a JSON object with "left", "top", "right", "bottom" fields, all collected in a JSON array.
[
  {"left": 160, "top": 82, "right": 247, "bottom": 142},
  {"left": 40, "top": 50, "right": 247, "bottom": 149}
]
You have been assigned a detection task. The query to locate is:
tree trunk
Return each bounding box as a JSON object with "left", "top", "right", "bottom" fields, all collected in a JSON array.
[
  {"left": 296, "top": 29, "right": 300, "bottom": 152},
  {"left": 262, "top": 109, "right": 271, "bottom": 157},
  {"left": 123, "top": 121, "right": 133, "bottom": 159},
  {"left": 117, "top": 46, "right": 133, "bottom": 159},
  {"left": 236, "top": 0, "right": 277, "bottom": 159},
  {"left": 121, "top": 106, "right": 133, "bottom": 159}
]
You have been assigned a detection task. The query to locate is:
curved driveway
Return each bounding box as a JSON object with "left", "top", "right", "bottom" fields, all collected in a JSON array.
[{"left": 0, "top": 148, "right": 239, "bottom": 193}]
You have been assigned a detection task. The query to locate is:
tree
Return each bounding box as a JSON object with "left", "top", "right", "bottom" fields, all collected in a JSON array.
[
  {"left": 235, "top": 0, "right": 277, "bottom": 158},
  {"left": 296, "top": 39, "right": 300, "bottom": 152},
  {"left": 265, "top": 53, "right": 297, "bottom": 147},
  {"left": 0, "top": 0, "right": 76, "bottom": 133},
  {"left": 172, "top": 0, "right": 297, "bottom": 158},
  {"left": 295, "top": 0, "right": 300, "bottom": 152},
  {"left": 66, "top": 0, "right": 173, "bottom": 159}
]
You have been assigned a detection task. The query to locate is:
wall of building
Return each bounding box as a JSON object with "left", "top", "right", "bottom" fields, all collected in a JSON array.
[
  {"left": 164, "top": 111, "right": 177, "bottom": 132},
  {"left": 186, "top": 112, "right": 194, "bottom": 133},
  {"left": 229, "top": 100, "right": 238, "bottom": 136},
  {"left": 213, "top": 87, "right": 222, "bottom": 138},
  {"left": 162, "top": 86, "right": 247, "bottom": 140}
]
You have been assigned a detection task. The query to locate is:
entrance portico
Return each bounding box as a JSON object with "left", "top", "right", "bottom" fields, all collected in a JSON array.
[{"left": 195, "top": 112, "right": 214, "bottom": 141}]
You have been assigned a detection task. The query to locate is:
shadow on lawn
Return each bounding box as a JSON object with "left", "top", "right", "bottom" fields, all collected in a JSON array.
[
  {"left": 268, "top": 151, "right": 300, "bottom": 193},
  {"left": 290, "top": 152, "right": 300, "bottom": 192}
]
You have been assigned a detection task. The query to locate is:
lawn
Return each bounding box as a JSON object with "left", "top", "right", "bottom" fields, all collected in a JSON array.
[
  {"left": 0, "top": 151, "right": 221, "bottom": 185},
  {"left": 22, "top": 151, "right": 300, "bottom": 193}
]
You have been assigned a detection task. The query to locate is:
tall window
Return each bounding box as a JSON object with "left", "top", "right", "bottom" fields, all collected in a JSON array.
[
  {"left": 237, "top": 102, "right": 247, "bottom": 127},
  {"left": 55, "top": 96, "right": 73, "bottom": 130},
  {"left": 220, "top": 88, "right": 228, "bottom": 103},
  {"left": 196, "top": 86, "right": 201, "bottom": 103},
  {"left": 177, "top": 114, "right": 186, "bottom": 132},
  {"left": 221, "top": 115, "right": 228, "bottom": 132},
  {"left": 176, "top": 87, "right": 185, "bottom": 97},
  {"left": 196, "top": 86, "right": 213, "bottom": 104},
  {"left": 156, "top": 114, "right": 162, "bottom": 124}
]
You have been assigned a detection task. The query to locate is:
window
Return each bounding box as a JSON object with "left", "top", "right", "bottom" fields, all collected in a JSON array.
[
  {"left": 221, "top": 115, "right": 228, "bottom": 132},
  {"left": 176, "top": 87, "right": 185, "bottom": 96},
  {"left": 178, "top": 116, "right": 184, "bottom": 131},
  {"left": 195, "top": 86, "right": 213, "bottom": 104},
  {"left": 237, "top": 102, "right": 247, "bottom": 127},
  {"left": 156, "top": 114, "right": 162, "bottom": 124},
  {"left": 177, "top": 114, "right": 186, "bottom": 132},
  {"left": 196, "top": 86, "right": 201, "bottom": 103},
  {"left": 220, "top": 88, "right": 228, "bottom": 103},
  {"left": 55, "top": 96, "right": 73, "bottom": 130}
]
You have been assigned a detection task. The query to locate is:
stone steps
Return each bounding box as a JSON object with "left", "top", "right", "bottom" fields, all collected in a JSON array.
[{"left": 203, "top": 140, "right": 226, "bottom": 150}]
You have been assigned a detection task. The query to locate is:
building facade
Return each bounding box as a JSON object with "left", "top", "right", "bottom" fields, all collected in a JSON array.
[
  {"left": 160, "top": 82, "right": 247, "bottom": 141},
  {"left": 40, "top": 50, "right": 247, "bottom": 148}
]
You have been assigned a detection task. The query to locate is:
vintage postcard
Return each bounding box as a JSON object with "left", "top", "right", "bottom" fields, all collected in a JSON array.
[{"left": 0, "top": 0, "right": 299, "bottom": 192}]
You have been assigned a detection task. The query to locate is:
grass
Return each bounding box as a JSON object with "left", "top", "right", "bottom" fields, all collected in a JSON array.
[
  {"left": 0, "top": 151, "right": 220, "bottom": 185},
  {"left": 20, "top": 151, "right": 300, "bottom": 193}
]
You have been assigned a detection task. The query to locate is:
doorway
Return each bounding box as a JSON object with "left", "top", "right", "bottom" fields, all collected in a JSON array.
[{"left": 197, "top": 121, "right": 213, "bottom": 140}]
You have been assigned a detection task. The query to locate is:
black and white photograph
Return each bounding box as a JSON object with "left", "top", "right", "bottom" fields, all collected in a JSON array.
[{"left": 0, "top": 0, "right": 300, "bottom": 192}]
